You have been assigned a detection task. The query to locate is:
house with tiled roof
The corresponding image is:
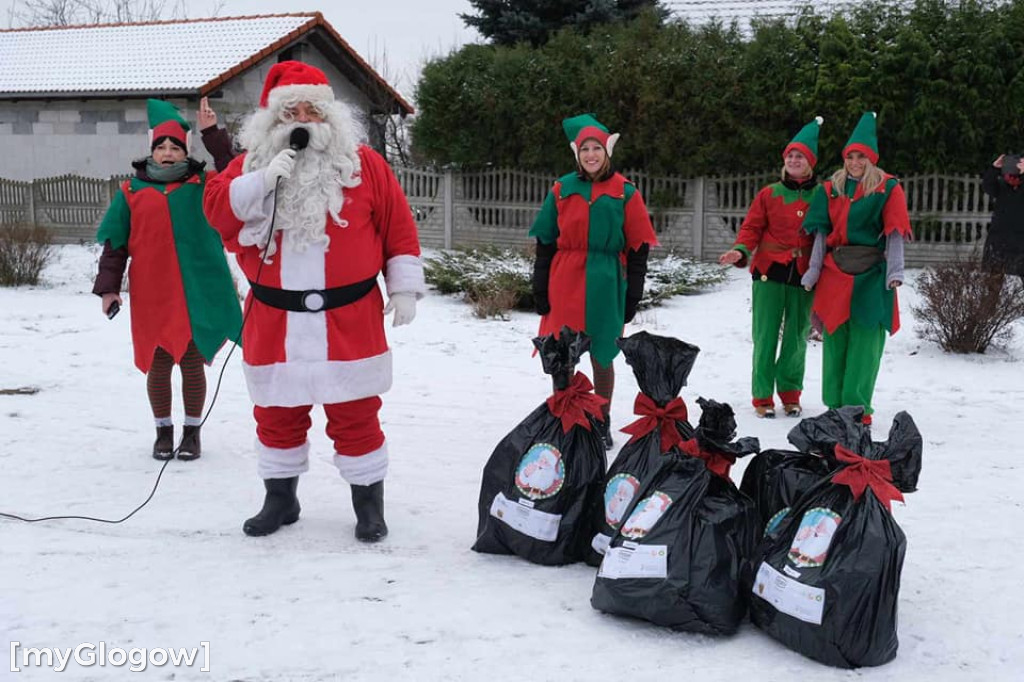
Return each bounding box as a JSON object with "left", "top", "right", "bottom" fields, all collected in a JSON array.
[{"left": 0, "top": 12, "right": 413, "bottom": 180}]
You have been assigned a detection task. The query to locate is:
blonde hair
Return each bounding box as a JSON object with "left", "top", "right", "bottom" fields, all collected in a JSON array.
[{"left": 831, "top": 158, "right": 885, "bottom": 195}]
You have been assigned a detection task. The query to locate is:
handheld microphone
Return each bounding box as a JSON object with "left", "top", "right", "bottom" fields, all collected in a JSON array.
[{"left": 289, "top": 127, "right": 310, "bottom": 152}]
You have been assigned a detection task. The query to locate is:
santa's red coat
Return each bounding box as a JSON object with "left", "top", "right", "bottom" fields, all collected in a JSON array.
[{"left": 204, "top": 145, "right": 424, "bottom": 407}]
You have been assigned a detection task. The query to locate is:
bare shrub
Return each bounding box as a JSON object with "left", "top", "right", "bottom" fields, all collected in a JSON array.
[
  {"left": 0, "top": 223, "right": 55, "bottom": 286},
  {"left": 471, "top": 286, "right": 520, "bottom": 319},
  {"left": 913, "top": 260, "right": 1024, "bottom": 353}
]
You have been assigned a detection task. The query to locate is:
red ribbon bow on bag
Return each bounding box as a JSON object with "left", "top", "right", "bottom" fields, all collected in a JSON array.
[
  {"left": 546, "top": 372, "right": 609, "bottom": 433},
  {"left": 679, "top": 438, "right": 734, "bottom": 479},
  {"left": 621, "top": 393, "right": 689, "bottom": 453},
  {"left": 831, "top": 444, "right": 904, "bottom": 512}
]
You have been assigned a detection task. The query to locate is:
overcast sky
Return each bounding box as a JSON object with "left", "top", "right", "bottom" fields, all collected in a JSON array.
[{"left": 1, "top": 0, "right": 482, "bottom": 100}]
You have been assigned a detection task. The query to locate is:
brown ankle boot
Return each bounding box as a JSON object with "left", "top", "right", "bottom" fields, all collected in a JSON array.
[
  {"left": 153, "top": 425, "right": 174, "bottom": 460},
  {"left": 177, "top": 425, "right": 201, "bottom": 461}
]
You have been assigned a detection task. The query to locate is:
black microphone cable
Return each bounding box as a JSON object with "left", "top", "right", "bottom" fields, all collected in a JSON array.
[{"left": 1, "top": 129, "right": 310, "bottom": 525}]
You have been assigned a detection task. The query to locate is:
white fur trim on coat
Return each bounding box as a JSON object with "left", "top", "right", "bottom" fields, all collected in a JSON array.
[
  {"left": 267, "top": 84, "right": 335, "bottom": 112},
  {"left": 333, "top": 441, "right": 389, "bottom": 485},
  {"left": 257, "top": 439, "right": 310, "bottom": 479},
  {"left": 385, "top": 254, "right": 426, "bottom": 299},
  {"left": 244, "top": 352, "right": 394, "bottom": 408}
]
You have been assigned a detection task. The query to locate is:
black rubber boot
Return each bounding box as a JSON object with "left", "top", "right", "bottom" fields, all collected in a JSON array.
[
  {"left": 153, "top": 425, "right": 174, "bottom": 460},
  {"left": 351, "top": 481, "right": 388, "bottom": 542},
  {"left": 177, "top": 425, "right": 201, "bottom": 461},
  {"left": 243, "top": 477, "right": 301, "bottom": 537}
]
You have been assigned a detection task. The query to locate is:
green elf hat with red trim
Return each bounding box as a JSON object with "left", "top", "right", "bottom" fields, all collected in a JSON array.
[
  {"left": 147, "top": 98, "right": 190, "bottom": 152},
  {"left": 783, "top": 116, "right": 823, "bottom": 167},
  {"left": 562, "top": 113, "right": 620, "bottom": 158},
  {"left": 843, "top": 111, "right": 879, "bottom": 164}
]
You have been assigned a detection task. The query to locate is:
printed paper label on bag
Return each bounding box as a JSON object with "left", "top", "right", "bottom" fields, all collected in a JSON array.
[
  {"left": 787, "top": 507, "right": 842, "bottom": 568},
  {"left": 604, "top": 473, "right": 640, "bottom": 528},
  {"left": 620, "top": 491, "right": 673, "bottom": 540},
  {"left": 490, "top": 492, "right": 561, "bottom": 541},
  {"left": 598, "top": 544, "right": 668, "bottom": 580},
  {"left": 515, "top": 443, "right": 565, "bottom": 500},
  {"left": 753, "top": 562, "right": 825, "bottom": 625}
]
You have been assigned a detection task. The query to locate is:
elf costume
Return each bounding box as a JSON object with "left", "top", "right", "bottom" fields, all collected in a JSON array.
[
  {"left": 801, "top": 112, "right": 912, "bottom": 418},
  {"left": 93, "top": 99, "right": 241, "bottom": 459},
  {"left": 530, "top": 114, "right": 658, "bottom": 449},
  {"left": 530, "top": 114, "right": 658, "bottom": 368},
  {"left": 728, "top": 117, "right": 823, "bottom": 415}
]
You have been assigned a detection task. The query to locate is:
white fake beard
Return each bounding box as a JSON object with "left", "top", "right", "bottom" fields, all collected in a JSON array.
[{"left": 244, "top": 119, "right": 362, "bottom": 253}]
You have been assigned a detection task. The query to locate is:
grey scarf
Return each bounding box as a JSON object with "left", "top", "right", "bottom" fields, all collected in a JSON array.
[{"left": 145, "top": 159, "right": 190, "bottom": 183}]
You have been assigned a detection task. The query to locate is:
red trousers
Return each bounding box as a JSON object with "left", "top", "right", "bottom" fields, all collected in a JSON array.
[{"left": 254, "top": 396, "right": 384, "bottom": 456}]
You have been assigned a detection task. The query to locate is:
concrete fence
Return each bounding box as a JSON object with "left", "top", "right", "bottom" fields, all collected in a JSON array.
[{"left": 1, "top": 168, "right": 992, "bottom": 267}]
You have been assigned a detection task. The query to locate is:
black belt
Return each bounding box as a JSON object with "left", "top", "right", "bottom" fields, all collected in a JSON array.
[{"left": 247, "top": 276, "right": 377, "bottom": 312}]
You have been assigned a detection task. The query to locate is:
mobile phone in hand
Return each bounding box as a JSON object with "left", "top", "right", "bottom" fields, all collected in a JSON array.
[{"left": 107, "top": 300, "right": 121, "bottom": 320}]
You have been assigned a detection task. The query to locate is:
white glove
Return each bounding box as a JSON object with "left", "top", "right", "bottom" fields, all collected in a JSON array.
[
  {"left": 384, "top": 292, "right": 417, "bottom": 327},
  {"left": 263, "top": 148, "right": 297, "bottom": 192}
]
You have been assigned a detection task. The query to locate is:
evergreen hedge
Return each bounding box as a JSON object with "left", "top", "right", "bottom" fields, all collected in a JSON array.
[{"left": 412, "top": 0, "right": 1024, "bottom": 177}]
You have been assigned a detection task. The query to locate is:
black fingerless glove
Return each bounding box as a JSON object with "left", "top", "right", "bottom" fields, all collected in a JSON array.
[
  {"left": 535, "top": 291, "right": 551, "bottom": 315},
  {"left": 532, "top": 239, "right": 557, "bottom": 316},
  {"left": 624, "top": 296, "right": 640, "bottom": 323},
  {"left": 624, "top": 244, "right": 650, "bottom": 323}
]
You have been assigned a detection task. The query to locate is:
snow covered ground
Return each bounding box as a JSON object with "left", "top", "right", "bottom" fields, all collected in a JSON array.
[{"left": 1, "top": 245, "right": 1021, "bottom": 681}]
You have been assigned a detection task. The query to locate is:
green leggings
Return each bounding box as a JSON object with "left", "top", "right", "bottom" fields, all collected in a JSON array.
[
  {"left": 751, "top": 279, "right": 813, "bottom": 406},
  {"left": 822, "top": 321, "right": 887, "bottom": 415}
]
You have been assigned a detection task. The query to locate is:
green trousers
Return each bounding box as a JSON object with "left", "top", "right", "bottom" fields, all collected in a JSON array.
[
  {"left": 751, "top": 279, "right": 814, "bottom": 406},
  {"left": 822, "top": 320, "right": 887, "bottom": 415}
]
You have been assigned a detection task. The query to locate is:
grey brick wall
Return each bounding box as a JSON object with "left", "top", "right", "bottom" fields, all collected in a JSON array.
[{"left": 0, "top": 47, "right": 385, "bottom": 181}]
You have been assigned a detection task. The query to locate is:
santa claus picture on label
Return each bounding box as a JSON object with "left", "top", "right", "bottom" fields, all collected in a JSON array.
[
  {"left": 621, "top": 491, "right": 673, "bottom": 539},
  {"left": 515, "top": 444, "right": 565, "bottom": 499},
  {"left": 787, "top": 507, "right": 842, "bottom": 568},
  {"left": 604, "top": 473, "right": 640, "bottom": 528}
]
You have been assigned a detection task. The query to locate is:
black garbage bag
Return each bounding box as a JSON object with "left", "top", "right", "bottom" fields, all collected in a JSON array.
[
  {"left": 590, "top": 449, "right": 759, "bottom": 635},
  {"left": 680, "top": 397, "right": 760, "bottom": 479},
  {"left": 786, "top": 406, "right": 922, "bottom": 493},
  {"left": 748, "top": 435, "right": 919, "bottom": 668},
  {"left": 472, "top": 327, "right": 608, "bottom": 565},
  {"left": 740, "top": 449, "right": 834, "bottom": 535},
  {"left": 585, "top": 332, "right": 700, "bottom": 566}
]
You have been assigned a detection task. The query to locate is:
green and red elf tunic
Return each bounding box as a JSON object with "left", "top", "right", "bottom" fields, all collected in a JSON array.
[
  {"left": 94, "top": 100, "right": 242, "bottom": 373},
  {"left": 733, "top": 181, "right": 817, "bottom": 276},
  {"left": 732, "top": 116, "right": 822, "bottom": 277},
  {"left": 96, "top": 171, "right": 243, "bottom": 373},
  {"left": 802, "top": 176, "right": 912, "bottom": 334},
  {"left": 803, "top": 112, "right": 913, "bottom": 335},
  {"left": 530, "top": 171, "right": 658, "bottom": 367}
]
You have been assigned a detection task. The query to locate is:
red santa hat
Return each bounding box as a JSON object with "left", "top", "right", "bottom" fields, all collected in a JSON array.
[{"left": 259, "top": 60, "right": 335, "bottom": 109}]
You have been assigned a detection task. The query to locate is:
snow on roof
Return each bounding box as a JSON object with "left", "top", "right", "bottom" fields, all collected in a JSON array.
[{"left": 0, "top": 12, "right": 412, "bottom": 113}]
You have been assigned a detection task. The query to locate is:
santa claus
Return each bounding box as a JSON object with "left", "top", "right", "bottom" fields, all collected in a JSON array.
[
  {"left": 203, "top": 61, "right": 425, "bottom": 542},
  {"left": 621, "top": 493, "right": 672, "bottom": 539},
  {"left": 516, "top": 448, "right": 561, "bottom": 498}
]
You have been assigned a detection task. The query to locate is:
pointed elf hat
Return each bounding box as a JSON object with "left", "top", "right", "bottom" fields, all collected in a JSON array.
[
  {"left": 147, "top": 99, "right": 190, "bottom": 151},
  {"left": 562, "top": 113, "right": 620, "bottom": 158},
  {"left": 843, "top": 111, "right": 879, "bottom": 164},
  {"left": 783, "top": 116, "right": 823, "bottom": 167},
  {"left": 259, "top": 60, "right": 334, "bottom": 109}
]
